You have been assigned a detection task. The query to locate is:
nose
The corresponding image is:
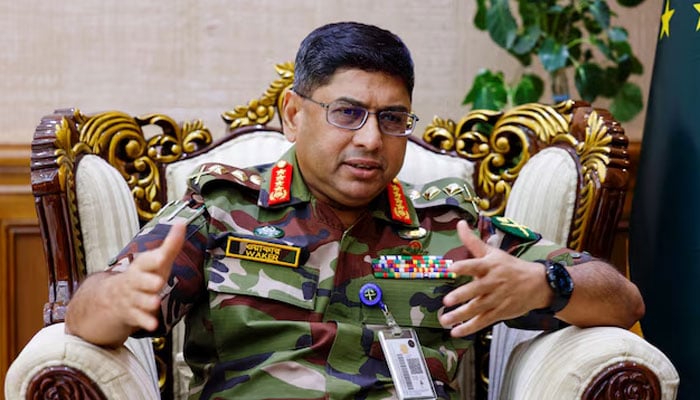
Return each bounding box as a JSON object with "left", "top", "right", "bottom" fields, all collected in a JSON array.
[{"left": 352, "top": 113, "right": 383, "bottom": 150}]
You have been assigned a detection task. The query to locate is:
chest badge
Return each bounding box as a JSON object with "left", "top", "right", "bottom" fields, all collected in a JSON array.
[
  {"left": 397, "top": 226, "right": 427, "bottom": 240},
  {"left": 253, "top": 225, "right": 285, "bottom": 239}
]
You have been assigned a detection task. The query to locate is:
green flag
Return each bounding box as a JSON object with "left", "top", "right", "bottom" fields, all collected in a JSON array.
[{"left": 629, "top": 1, "right": 700, "bottom": 397}]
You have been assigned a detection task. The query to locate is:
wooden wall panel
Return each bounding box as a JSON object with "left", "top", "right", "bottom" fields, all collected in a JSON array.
[{"left": 0, "top": 144, "right": 44, "bottom": 397}]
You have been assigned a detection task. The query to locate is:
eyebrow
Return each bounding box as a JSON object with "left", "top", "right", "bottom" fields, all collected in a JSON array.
[{"left": 332, "top": 96, "right": 410, "bottom": 113}]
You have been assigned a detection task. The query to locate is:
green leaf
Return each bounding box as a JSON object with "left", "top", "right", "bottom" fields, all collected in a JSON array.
[
  {"left": 474, "top": 0, "right": 488, "bottom": 30},
  {"left": 631, "top": 55, "right": 644, "bottom": 74},
  {"left": 512, "top": 25, "right": 542, "bottom": 55},
  {"left": 610, "top": 82, "right": 643, "bottom": 122},
  {"left": 512, "top": 74, "right": 544, "bottom": 105},
  {"left": 607, "top": 26, "right": 628, "bottom": 43},
  {"left": 574, "top": 63, "right": 606, "bottom": 101},
  {"left": 538, "top": 37, "right": 569, "bottom": 72},
  {"left": 486, "top": 0, "right": 518, "bottom": 50},
  {"left": 592, "top": 36, "right": 612, "bottom": 60},
  {"left": 463, "top": 69, "right": 508, "bottom": 109},
  {"left": 601, "top": 67, "right": 622, "bottom": 97},
  {"left": 616, "top": 57, "right": 633, "bottom": 82},
  {"left": 589, "top": 0, "right": 611, "bottom": 30}
]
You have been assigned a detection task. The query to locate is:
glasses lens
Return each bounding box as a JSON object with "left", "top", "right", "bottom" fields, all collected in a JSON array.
[
  {"left": 327, "top": 102, "right": 367, "bottom": 129},
  {"left": 379, "top": 111, "right": 414, "bottom": 136}
]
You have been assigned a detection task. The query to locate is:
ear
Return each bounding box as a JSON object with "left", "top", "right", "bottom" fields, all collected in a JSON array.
[{"left": 281, "top": 89, "right": 300, "bottom": 142}]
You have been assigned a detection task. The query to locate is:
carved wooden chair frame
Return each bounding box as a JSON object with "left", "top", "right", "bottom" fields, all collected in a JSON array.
[{"left": 30, "top": 62, "right": 636, "bottom": 399}]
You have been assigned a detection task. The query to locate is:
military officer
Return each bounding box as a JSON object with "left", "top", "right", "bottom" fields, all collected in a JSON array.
[{"left": 65, "top": 21, "right": 644, "bottom": 399}]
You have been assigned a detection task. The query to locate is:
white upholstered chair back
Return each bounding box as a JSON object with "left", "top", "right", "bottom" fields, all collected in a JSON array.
[{"left": 74, "top": 155, "right": 160, "bottom": 396}]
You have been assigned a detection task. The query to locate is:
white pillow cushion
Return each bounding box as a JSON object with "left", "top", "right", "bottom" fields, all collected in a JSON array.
[
  {"left": 504, "top": 147, "right": 577, "bottom": 247},
  {"left": 75, "top": 155, "right": 158, "bottom": 390},
  {"left": 398, "top": 140, "right": 474, "bottom": 186},
  {"left": 75, "top": 155, "right": 140, "bottom": 275}
]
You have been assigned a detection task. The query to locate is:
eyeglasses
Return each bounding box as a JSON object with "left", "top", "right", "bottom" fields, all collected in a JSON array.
[{"left": 295, "top": 91, "right": 419, "bottom": 137}]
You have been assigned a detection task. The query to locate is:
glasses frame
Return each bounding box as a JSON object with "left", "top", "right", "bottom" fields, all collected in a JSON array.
[{"left": 295, "top": 91, "right": 419, "bottom": 137}]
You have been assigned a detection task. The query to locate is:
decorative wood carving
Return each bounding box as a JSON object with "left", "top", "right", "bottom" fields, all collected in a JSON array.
[
  {"left": 30, "top": 109, "right": 212, "bottom": 399},
  {"left": 583, "top": 362, "right": 661, "bottom": 400},
  {"left": 27, "top": 366, "right": 107, "bottom": 400},
  {"left": 422, "top": 100, "right": 629, "bottom": 260}
]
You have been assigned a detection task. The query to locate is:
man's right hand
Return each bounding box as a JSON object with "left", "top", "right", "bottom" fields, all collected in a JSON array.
[{"left": 65, "top": 223, "right": 186, "bottom": 347}]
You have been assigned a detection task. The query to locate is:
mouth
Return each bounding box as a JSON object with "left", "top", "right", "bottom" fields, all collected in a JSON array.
[
  {"left": 343, "top": 158, "right": 384, "bottom": 178},
  {"left": 347, "top": 162, "right": 379, "bottom": 170}
]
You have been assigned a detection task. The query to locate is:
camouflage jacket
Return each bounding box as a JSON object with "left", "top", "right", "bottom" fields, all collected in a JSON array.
[{"left": 113, "top": 148, "right": 590, "bottom": 399}]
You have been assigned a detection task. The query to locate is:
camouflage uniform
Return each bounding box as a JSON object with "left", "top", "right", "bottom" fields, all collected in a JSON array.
[{"left": 113, "top": 148, "right": 590, "bottom": 399}]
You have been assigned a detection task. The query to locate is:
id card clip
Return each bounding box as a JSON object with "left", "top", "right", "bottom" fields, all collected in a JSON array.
[{"left": 359, "top": 283, "right": 437, "bottom": 400}]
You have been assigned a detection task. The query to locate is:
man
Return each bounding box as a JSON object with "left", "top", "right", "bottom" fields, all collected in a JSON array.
[{"left": 65, "top": 22, "right": 644, "bottom": 399}]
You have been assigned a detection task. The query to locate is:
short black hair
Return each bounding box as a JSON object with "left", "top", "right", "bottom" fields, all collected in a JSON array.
[{"left": 293, "top": 22, "right": 414, "bottom": 100}]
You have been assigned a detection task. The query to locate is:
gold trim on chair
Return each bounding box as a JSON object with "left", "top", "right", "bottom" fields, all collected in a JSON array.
[
  {"left": 55, "top": 110, "right": 212, "bottom": 225},
  {"left": 422, "top": 100, "right": 626, "bottom": 255},
  {"left": 221, "top": 62, "right": 294, "bottom": 130}
]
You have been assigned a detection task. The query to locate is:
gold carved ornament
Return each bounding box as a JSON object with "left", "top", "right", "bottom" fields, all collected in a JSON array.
[
  {"left": 221, "top": 62, "right": 295, "bottom": 130},
  {"left": 422, "top": 100, "right": 612, "bottom": 251},
  {"left": 54, "top": 110, "right": 213, "bottom": 273}
]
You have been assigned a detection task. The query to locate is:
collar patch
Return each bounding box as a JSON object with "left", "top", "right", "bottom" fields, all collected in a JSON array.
[
  {"left": 387, "top": 178, "right": 412, "bottom": 225},
  {"left": 268, "top": 160, "right": 292, "bottom": 206}
]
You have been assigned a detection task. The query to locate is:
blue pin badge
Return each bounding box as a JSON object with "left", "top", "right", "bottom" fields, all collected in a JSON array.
[{"left": 359, "top": 282, "right": 383, "bottom": 307}]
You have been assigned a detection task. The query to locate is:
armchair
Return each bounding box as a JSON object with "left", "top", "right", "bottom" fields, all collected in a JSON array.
[{"left": 5, "top": 63, "right": 679, "bottom": 399}]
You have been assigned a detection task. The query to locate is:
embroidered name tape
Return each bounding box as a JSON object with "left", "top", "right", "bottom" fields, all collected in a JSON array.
[{"left": 225, "top": 236, "right": 301, "bottom": 268}]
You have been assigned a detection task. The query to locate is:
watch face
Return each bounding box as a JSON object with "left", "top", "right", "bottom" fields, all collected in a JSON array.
[{"left": 547, "top": 263, "right": 574, "bottom": 296}]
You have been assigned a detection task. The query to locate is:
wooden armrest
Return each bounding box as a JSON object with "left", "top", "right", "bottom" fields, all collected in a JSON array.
[
  {"left": 5, "top": 323, "right": 159, "bottom": 400},
  {"left": 498, "top": 326, "right": 679, "bottom": 400}
]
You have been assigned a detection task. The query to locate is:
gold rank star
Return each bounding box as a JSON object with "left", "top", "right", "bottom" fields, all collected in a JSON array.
[
  {"left": 695, "top": 4, "right": 700, "bottom": 31},
  {"left": 660, "top": 0, "right": 674, "bottom": 39}
]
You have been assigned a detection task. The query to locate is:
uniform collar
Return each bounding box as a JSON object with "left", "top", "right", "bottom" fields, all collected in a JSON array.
[{"left": 258, "top": 147, "right": 420, "bottom": 228}]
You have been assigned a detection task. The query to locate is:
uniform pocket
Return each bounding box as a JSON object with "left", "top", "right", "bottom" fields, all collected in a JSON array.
[
  {"left": 207, "top": 232, "right": 318, "bottom": 310},
  {"left": 352, "top": 278, "right": 467, "bottom": 329}
]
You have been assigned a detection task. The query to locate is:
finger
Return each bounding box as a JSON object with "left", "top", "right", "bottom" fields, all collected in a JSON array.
[
  {"left": 127, "top": 291, "right": 162, "bottom": 314},
  {"left": 135, "top": 223, "right": 187, "bottom": 278},
  {"left": 129, "top": 270, "right": 168, "bottom": 295},
  {"left": 457, "top": 220, "right": 488, "bottom": 258},
  {"left": 441, "top": 290, "right": 493, "bottom": 326},
  {"left": 443, "top": 279, "right": 480, "bottom": 307},
  {"left": 127, "top": 307, "right": 160, "bottom": 332},
  {"left": 449, "top": 312, "right": 498, "bottom": 338}
]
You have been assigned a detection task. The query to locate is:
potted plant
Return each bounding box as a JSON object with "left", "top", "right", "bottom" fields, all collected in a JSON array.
[{"left": 465, "top": 0, "right": 646, "bottom": 122}]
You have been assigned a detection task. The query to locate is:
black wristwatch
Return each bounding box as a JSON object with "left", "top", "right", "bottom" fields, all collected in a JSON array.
[{"left": 535, "top": 259, "right": 574, "bottom": 314}]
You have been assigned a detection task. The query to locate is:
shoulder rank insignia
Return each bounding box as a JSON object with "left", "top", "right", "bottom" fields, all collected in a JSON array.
[
  {"left": 491, "top": 216, "right": 539, "bottom": 241},
  {"left": 387, "top": 178, "right": 412, "bottom": 225},
  {"left": 268, "top": 160, "right": 292, "bottom": 206}
]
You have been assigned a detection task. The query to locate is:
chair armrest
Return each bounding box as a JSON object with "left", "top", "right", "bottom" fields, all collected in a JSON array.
[
  {"left": 5, "top": 323, "right": 159, "bottom": 400},
  {"left": 499, "top": 326, "right": 679, "bottom": 400}
]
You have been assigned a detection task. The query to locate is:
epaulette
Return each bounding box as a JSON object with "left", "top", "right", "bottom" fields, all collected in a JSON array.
[
  {"left": 489, "top": 215, "right": 542, "bottom": 256},
  {"left": 187, "top": 162, "right": 263, "bottom": 194},
  {"left": 405, "top": 177, "right": 479, "bottom": 220},
  {"left": 490, "top": 216, "right": 540, "bottom": 242}
]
